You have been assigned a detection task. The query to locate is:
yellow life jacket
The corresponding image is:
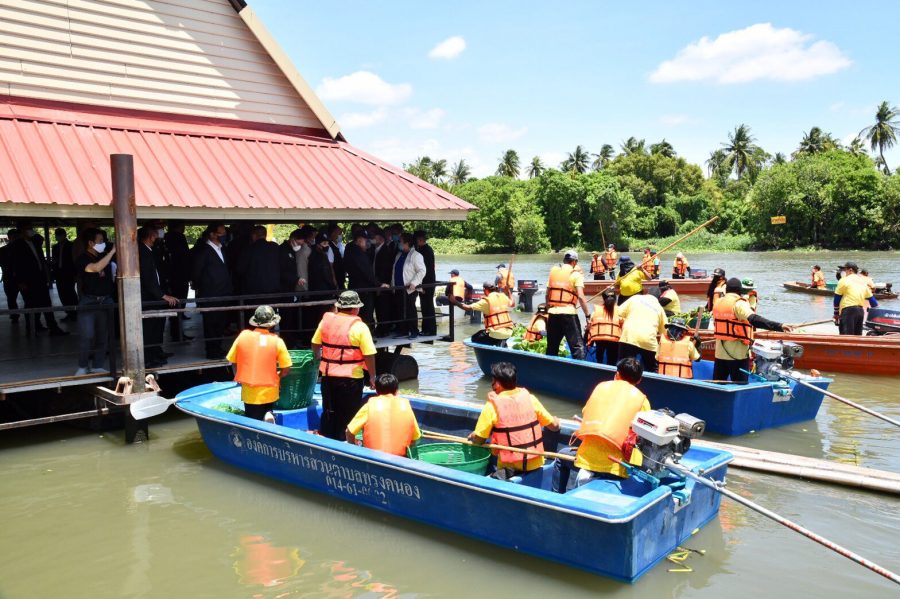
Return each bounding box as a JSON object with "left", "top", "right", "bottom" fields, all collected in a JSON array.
[
  {"left": 497, "top": 268, "right": 515, "bottom": 292},
  {"left": 449, "top": 275, "right": 466, "bottom": 299},
  {"left": 576, "top": 380, "right": 647, "bottom": 449},
  {"left": 362, "top": 394, "right": 417, "bottom": 456}
]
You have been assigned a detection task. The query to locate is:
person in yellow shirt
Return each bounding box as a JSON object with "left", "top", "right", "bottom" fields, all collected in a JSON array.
[
  {"left": 657, "top": 280, "right": 681, "bottom": 316},
  {"left": 614, "top": 256, "right": 653, "bottom": 305},
  {"left": 457, "top": 281, "right": 515, "bottom": 346},
  {"left": 553, "top": 358, "right": 651, "bottom": 492},
  {"left": 545, "top": 250, "right": 591, "bottom": 359},
  {"left": 810, "top": 265, "right": 826, "bottom": 288},
  {"left": 226, "top": 305, "right": 292, "bottom": 421},
  {"left": 834, "top": 262, "right": 878, "bottom": 335},
  {"left": 656, "top": 318, "right": 701, "bottom": 379},
  {"left": 617, "top": 292, "right": 667, "bottom": 372},
  {"left": 311, "top": 290, "right": 378, "bottom": 440},
  {"left": 860, "top": 269, "right": 877, "bottom": 292},
  {"left": 345, "top": 373, "right": 421, "bottom": 456},
  {"left": 468, "top": 362, "right": 560, "bottom": 480}
]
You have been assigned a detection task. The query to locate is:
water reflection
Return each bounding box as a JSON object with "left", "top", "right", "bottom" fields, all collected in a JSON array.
[{"left": 232, "top": 535, "right": 305, "bottom": 589}]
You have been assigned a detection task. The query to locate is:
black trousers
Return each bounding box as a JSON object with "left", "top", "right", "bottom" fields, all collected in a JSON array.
[
  {"left": 839, "top": 306, "right": 864, "bottom": 336},
  {"left": 419, "top": 288, "right": 436, "bottom": 335},
  {"left": 617, "top": 293, "right": 637, "bottom": 306},
  {"left": 618, "top": 342, "right": 658, "bottom": 373},
  {"left": 143, "top": 315, "right": 165, "bottom": 363},
  {"left": 592, "top": 340, "right": 619, "bottom": 366},
  {"left": 374, "top": 289, "right": 394, "bottom": 336},
  {"left": 201, "top": 301, "right": 229, "bottom": 359},
  {"left": 244, "top": 401, "right": 276, "bottom": 421},
  {"left": 471, "top": 329, "right": 506, "bottom": 346},
  {"left": 23, "top": 284, "right": 59, "bottom": 329},
  {"left": 3, "top": 281, "right": 20, "bottom": 321},
  {"left": 55, "top": 275, "right": 78, "bottom": 317},
  {"left": 320, "top": 376, "right": 365, "bottom": 440},
  {"left": 713, "top": 357, "right": 750, "bottom": 383},
  {"left": 354, "top": 290, "right": 375, "bottom": 329},
  {"left": 393, "top": 290, "right": 418, "bottom": 335},
  {"left": 546, "top": 313, "right": 586, "bottom": 359}
]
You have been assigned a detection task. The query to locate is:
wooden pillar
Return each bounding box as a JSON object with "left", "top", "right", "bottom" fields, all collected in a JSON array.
[{"left": 111, "top": 154, "right": 148, "bottom": 442}]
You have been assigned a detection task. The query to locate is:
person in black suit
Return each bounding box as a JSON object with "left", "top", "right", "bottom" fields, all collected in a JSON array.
[
  {"left": 0, "top": 228, "right": 22, "bottom": 323},
  {"left": 414, "top": 230, "right": 437, "bottom": 336},
  {"left": 51, "top": 228, "right": 79, "bottom": 321},
  {"left": 371, "top": 228, "right": 395, "bottom": 336},
  {"left": 327, "top": 224, "right": 346, "bottom": 290},
  {"left": 164, "top": 221, "right": 192, "bottom": 341},
  {"left": 237, "top": 225, "right": 282, "bottom": 297},
  {"left": 306, "top": 232, "right": 338, "bottom": 335},
  {"left": 192, "top": 223, "right": 233, "bottom": 359},
  {"left": 138, "top": 226, "right": 178, "bottom": 367},
  {"left": 344, "top": 230, "right": 378, "bottom": 326},
  {"left": 9, "top": 225, "right": 66, "bottom": 335}
]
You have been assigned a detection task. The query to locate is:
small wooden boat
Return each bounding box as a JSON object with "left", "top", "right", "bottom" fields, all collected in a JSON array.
[
  {"left": 466, "top": 342, "right": 831, "bottom": 436},
  {"left": 175, "top": 381, "right": 731, "bottom": 583},
  {"left": 585, "top": 277, "right": 712, "bottom": 296},
  {"left": 783, "top": 281, "right": 898, "bottom": 300},
  {"left": 697, "top": 330, "right": 900, "bottom": 376}
]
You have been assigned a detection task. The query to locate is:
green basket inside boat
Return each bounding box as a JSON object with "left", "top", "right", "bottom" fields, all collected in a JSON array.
[
  {"left": 411, "top": 442, "right": 491, "bottom": 475},
  {"left": 277, "top": 350, "right": 318, "bottom": 410}
]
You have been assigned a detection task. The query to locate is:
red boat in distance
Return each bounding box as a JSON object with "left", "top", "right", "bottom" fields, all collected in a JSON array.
[{"left": 585, "top": 277, "right": 713, "bottom": 296}]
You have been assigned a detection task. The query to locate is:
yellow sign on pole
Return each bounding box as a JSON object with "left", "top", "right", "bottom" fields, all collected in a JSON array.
[{"left": 770, "top": 216, "right": 787, "bottom": 225}]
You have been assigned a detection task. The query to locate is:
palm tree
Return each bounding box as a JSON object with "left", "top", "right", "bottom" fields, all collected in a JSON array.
[
  {"left": 449, "top": 159, "right": 471, "bottom": 186},
  {"left": 405, "top": 156, "right": 434, "bottom": 183},
  {"left": 620, "top": 137, "right": 646, "bottom": 156},
  {"left": 847, "top": 137, "right": 867, "bottom": 156},
  {"left": 561, "top": 145, "right": 590, "bottom": 173},
  {"left": 431, "top": 158, "right": 448, "bottom": 183},
  {"left": 527, "top": 156, "right": 545, "bottom": 178},
  {"left": 721, "top": 124, "right": 761, "bottom": 180},
  {"left": 592, "top": 144, "right": 614, "bottom": 170},
  {"left": 773, "top": 152, "right": 787, "bottom": 165},
  {"left": 650, "top": 139, "right": 676, "bottom": 157},
  {"left": 706, "top": 149, "right": 727, "bottom": 177},
  {"left": 496, "top": 149, "right": 520, "bottom": 178},
  {"left": 796, "top": 127, "right": 825, "bottom": 155},
  {"left": 860, "top": 100, "right": 900, "bottom": 173}
]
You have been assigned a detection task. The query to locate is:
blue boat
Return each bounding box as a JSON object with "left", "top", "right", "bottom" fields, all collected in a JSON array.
[
  {"left": 175, "top": 381, "right": 732, "bottom": 583},
  {"left": 465, "top": 341, "right": 831, "bottom": 436}
]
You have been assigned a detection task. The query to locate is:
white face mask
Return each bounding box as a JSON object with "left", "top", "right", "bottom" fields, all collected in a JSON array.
[
  {"left": 93, "top": 242, "right": 106, "bottom": 253},
  {"left": 291, "top": 242, "right": 303, "bottom": 251}
]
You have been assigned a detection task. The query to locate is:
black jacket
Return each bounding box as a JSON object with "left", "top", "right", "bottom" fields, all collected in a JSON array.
[
  {"left": 418, "top": 242, "right": 436, "bottom": 285},
  {"left": 308, "top": 247, "right": 337, "bottom": 292},
  {"left": 9, "top": 238, "right": 48, "bottom": 288},
  {"left": 192, "top": 242, "right": 233, "bottom": 298},
  {"left": 329, "top": 242, "right": 345, "bottom": 289},
  {"left": 372, "top": 242, "right": 395, "bottom": 286},
  {"left": 164, "top": 231, "right": 191, "bottom": 285},
  {"left": 139, "top": 243, "right": 165, "bottom": 302},
  {"left": 344, "top": 243, "right": 378, "bottom": 290},
  {"left": 237, "top": 238, "right": 281, "bottom": 296},
  {"left": 279, "top": 241, "right": 300, "bottom": 292},
  {"left": 50, "top": 239, "right": 76, "bottom": 282}
]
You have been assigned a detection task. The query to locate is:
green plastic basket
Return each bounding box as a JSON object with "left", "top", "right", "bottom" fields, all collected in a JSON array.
[
  {"left": 413, "top": 442, "right": 491, "bottom": 475},
  {"left": 277, "top": 350, "right": 319, "bottom": 410}
]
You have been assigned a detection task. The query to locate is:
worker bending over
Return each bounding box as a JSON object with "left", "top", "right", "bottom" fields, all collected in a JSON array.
[
  {"left": 458, "top": 281, "right": 515, "bottom": 346},
  {"left": 833, "top": 262, "right": 877, "bottom": 335},
  {"left": 586, "top": 289, "right": 620, "bottom": 366},
  {"left": 672, "top": 253, "right": 690, "bottom": 279},
  {"left": 615, "top": 256, "right": 653, "bottom": 305},
  {"left": 345, "top": 373, "right": 421, "bottom": 456},
  {"left": 713, "top": 278, "right": 792, "bottom": 382},
  {"left": 523, "top": 303, "right": 549, "bottom": 342},
  {"left": 437, "top": 268, "right": 469, "bottom": 305},
  {"left": 469, "top": 362, "right": 560, "bottom": 480},
  {"left": 553, "top": 358, "right": 651, "bottom": 492},
  {"left": 226, "top": 305, "right": 292, "bottom": 421},
  {"left": 656, "top": 318, "right": 701, "bottom": 379},
  {"left": 657, "top": 280, "right": 681, "bottom": 316},
  {"left": 545, "top": 250, "right": 591, "bottom": 359},
  {"left": 617, "top": 292, "right": 667, "bottom": 372}
]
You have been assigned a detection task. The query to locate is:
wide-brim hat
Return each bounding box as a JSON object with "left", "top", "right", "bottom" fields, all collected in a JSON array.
[
  {"left": 335, "top": 290, "right": 365, "bottom": 309},
  {"left": 741, "top": 278, "right": 756, "bottom": 290},
  {"left": 249, "top": 305, "right": 280, "bottom": 328},
  {"left": 667, "top": 317, "right": 689, "bottom": 331}
]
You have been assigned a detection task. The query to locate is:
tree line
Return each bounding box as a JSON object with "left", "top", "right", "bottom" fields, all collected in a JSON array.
[{"left": 404, "top": 101, "right": 900, "bottom": 252}]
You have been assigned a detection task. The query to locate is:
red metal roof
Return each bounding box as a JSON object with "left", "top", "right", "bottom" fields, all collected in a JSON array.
[{"left": 0, "top": 98, "right": 474, "bottom": 219}]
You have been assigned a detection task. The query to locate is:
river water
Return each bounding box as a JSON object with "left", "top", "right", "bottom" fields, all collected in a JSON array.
[{"left": 2, "top": 252, "right": 898, "bottom": 598}]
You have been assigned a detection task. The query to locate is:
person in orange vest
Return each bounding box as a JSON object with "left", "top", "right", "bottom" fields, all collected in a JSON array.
[
  {"left": 656, "top": 318, "right": 701, "bottom": 379},
  {"left": 226, "top": 305, "right": 293, "bottom": 421},
  {"left": 714, "top": 278, "right": 793, "bottom": 382},
  {"left": 311, "top": 290, "right": 378, "bottom": 440},
  {"left": 523, "top": 303, "right": 549, "bottom": 342},
  {"left": 552, "top": 357, "right": 651, "bottom": 492},
  {"left": 810, "top": 265, "right": 826, "bottom": 289},
  {"left": 495, "top": 263, "right": 516, "bottom": 295},
  {"left": 705, "top": 267, "right": 726, "bottom": 311},
  {"left": 672, "top": 252, "right": 691, "bottom": 279},
  {"left": 545, "top": 250, "right": 591, "bottom": 359},
  {"left": 601, "top": 244, "right": 618, "bottom": 280},
  {"left": 345, "top": 373, "right": 421, "bottom": 455},
  {"left": 860, "top": 269, "right": 877, "bottom": 292},
  {"left": 589, "top": 252, "right": 604, "bottom": 281},
  {"left": 586, "top": 288, "right": 620, "bottom": 365},
  {"left": 437, "top": 268, "right": 469, "bottom": 306},
  {"left": 458, "top": 281, "right": 515, "bottom": 346},
  {"left": 468, "top": 362, "right": 560, "bottom": 480}
]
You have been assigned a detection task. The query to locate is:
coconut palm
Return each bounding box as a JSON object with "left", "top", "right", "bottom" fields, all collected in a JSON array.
[
  {"left": 496, "top": 149, "right": 520, "bottom": 178},
  {"left": 620, "top": 137, "right": 646, "bottom": 156},
  {"left": 721, "top": 124, "right": 761, "bottom": 180},
  {"left": 527, "top": 156, "right": 545, "bottom": 179},
  {"left": 561, "top": 145, "right": 590, "bottom": 173},
  {"left": 773, "top": 152, "right": 787, "bottom": 165},
  {"left": 706, "top": 149, "right": 728, "bottom": 177},
  {"left": 431, "top": 158, "right": 448, "bottom": 183},
  {"left": 796, "top": 127, "right": 826, "bottom": 155},
  {"left": 592, "top": 144, "right": 614, "bottom": 171},
  {"left": 860, "top": 101, "right": 900, "bottom": 173},
  {"left": 405, "top": 156, "right": 435, "bottom": 183},
  {"left": 650, "top": 139, "right": 676, "bottom": 158},
  {"left": 449, "top": 159, "right": 471, "bottom": 186},
  {"left": 847, "top": 137, "right": 867, "bottom": 156}
]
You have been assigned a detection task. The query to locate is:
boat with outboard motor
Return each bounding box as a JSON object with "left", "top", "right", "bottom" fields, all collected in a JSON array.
[
  {"left": 175, "top": 381, "right": 731, "bottom": 583},
  {"left": 466, "top": 340, "right": 831, "bottom": 436},
  {"left": 783, "top": 281, "right": 898, "bottom": 300},
  {"left": 585, "top": 276, "right": 712, "bottom": 296}
]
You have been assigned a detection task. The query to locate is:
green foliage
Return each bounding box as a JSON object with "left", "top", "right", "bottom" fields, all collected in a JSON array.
[
  {"left": 426, "top": 238, "right": 487, "bottom": 255},
  {"left": 509, "top": 324, "right": 569, "bottom": 357},
  {"left": 626, "top": 230, "right": 753, "bottom": 252},
  {"left": 453, "top": 177, "right": 549, "bottom": 252},
  {"left": 606, "top": 152, "right": 704, "bottom": 207}
]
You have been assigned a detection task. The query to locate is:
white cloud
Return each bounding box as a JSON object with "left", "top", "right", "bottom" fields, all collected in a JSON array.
[
  {"left": 406, "top": 107, "right": 446, "bottom": 130},
  {"left": 649, "top": 23, "right": 851, "bottom": 84},
  {"left": 478, "top": 122, "right": 528, "bottom": 143},
  {"left": 316, "top": 71, "right": 412, "bottom": 105},
  {"left": 339, "top": 109, "right": 387, "bottom": 129},
  {"left": 428, "top": 36, "right": 466, "bottom": 60},
  {"left": 658, "top": 113, "right": 695, "bottom": 126}
]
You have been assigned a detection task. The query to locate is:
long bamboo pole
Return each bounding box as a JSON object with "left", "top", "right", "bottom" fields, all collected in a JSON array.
[
  {"left": 422, "top": 430, "right": 575, "bottom": 462},
  {"left": 780, "top": 373, "right": 900, "bottom": 428}
]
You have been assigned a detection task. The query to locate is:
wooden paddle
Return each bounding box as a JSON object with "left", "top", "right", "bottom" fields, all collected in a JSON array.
[
  {"left": 422, "top": 430, "right": 576, "bottom": 462},
  {"left": 598, "top": 219, "right": 607, "bottom": 250},
  {"left": 790, "top": 318, "right": 835, "bottom": 329}
]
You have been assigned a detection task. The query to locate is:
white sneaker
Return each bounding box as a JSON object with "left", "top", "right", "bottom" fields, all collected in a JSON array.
[
  {"left": 75, "top": 367, "right": 88, "bottom": 376},
  {"left": 263, "top": 412, "right": 276, "bottom": 424}
]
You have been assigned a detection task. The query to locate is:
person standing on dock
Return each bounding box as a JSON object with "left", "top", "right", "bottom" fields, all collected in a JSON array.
[
  {"left": 0, "top": 228, "right": 21, "bottom": 323},
  {"left": 672, "top": 252, "right": 691, "bottom": 279},
  {"left": 545, "top": 250, "right": 590, "bottom": 359},
  {"left": 312, "top": 291, "right": 377, "bottom": 440},
  {"left": 586, "top": 289, "right": 620, "bottom": 366},
  {"left": 344, "top": 230, "right": 378, "bottom": 328},
  {"left": 138, "top": 226, "right": 178, "bottom": 368},
  {"left": 617, "top": 292, "right": 667, "bottom": 372},
  {"left": 226, "top": 305, "right": 292, "bottom": 421},
  {"left": 51, "top": 228, "right": 78, "bottom": 321},
  {"left": 833, "top": 262, "right": 878, "bottom": 336},
  {"left": 391, "top": 234, "right": 426, "bottom": 340},
  {"left": 458, "top": 281, "right": 515, "bottom": 346},
  {"left": 74, "top": 228, "right": 116, "bottom": 375},
  {"left": 371, "top": 228, "right": 395, "bottom": 337},
  {"left": 811, "top": 265, "right": 826, "bottom": 289},
  {"left": 345, "top": 373, "right": 421, "bottom": 456},
  {"left": 713, "top": 278, "right": 793, "bottom": 382},
  {"left": 657, "top": 280, "right": 681, "bottom": 316},
  {"left": 468, "top": 362, "right": 560, "bottom": 480},
  {"left": 192, "top": 223, "right": 234, "bottom": 360},
  {"left": 656, "top": 318, "right": 701, "bottom": 379},
  {"left": 415, "top": 231, "right": 437, "bottom": 336}
]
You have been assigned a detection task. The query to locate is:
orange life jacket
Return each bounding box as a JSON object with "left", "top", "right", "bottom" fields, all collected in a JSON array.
[
  {"left": 497, "top": 268, "right": 515, "bottom": 292},
  {"left": 673, "top": 257, "right": 688, "bottom": 276},
  {"left": 576, "top": 380, "right": 647, "bottom": 450},
  {"left": 362, "top": 394, "right": 417, "bottom": 456},
  {"left": 318, "top": 312, "right": 365, "bottom": 377},
  {"left": 713, "top": 295, "right": 754, "bottom": 345},
  {"left": 233, "top": 329, "right": 281, "bottom": 387},
  {"left": 449, "top": 275, "right": 466, "bottom": 299},
  {"left": 488, "top": 388, "right": 544, "bottom": 470},
  {"left": 484, "top": 291, "right": 514, "bottom": 331},
  {"left": 658, "top": 336, "right": 694, "bottom": 379},
  {"left": 811, "top": 271, "right": 825, "bottom": 288},
  {"left": 524, "top": 313, "right": 547, "bottom": 342},
  {"left": 603, "top": 250, "right": 618, "bottom": 270},
  {"left": 546, "top": 264, "right": 577, "bottom": 307},
  {"left": 587, "top": 305, "right": 621, "bottom": 343},
  {"left": 590, "top": 255, "right": 603, "bottom": 273},
  {"left": 712, "top": 281, "right": 727, "bottom": 308}
]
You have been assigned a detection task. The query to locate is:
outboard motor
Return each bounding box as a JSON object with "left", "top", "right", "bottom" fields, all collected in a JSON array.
[
  {"left": 865, "top": 308, "right": 900, "bottom": 336},
  {"left": 631, "top": 409, "right": 705, "bottom": 477},
  {"left": 751, "top": 340, "right": 804, "bottom": 381}
]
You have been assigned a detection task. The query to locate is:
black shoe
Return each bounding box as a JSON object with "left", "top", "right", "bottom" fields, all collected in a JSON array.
[
  {"left": 407, "top": 332, "right": 419, "bottom": 340},
  {"left": 49, "top": 328, "right": 69, "bottom": 336}
]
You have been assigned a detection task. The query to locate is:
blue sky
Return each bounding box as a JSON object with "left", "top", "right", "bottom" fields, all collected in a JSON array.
[{"left": 253, "top": 0, "right": 900, "bottom": 176}]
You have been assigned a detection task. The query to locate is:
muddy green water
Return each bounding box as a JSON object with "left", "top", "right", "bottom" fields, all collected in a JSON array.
[{"left": 2, "top": 252, "right": 899, "bottom": 597}]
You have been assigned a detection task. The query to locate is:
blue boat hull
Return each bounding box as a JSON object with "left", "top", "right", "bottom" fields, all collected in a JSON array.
[
  {"left": 466, "top": 341, "right": 830, "bottom": 436},
  {"left": 176, "top": 382, "right": 731, "bottom": 583}
]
